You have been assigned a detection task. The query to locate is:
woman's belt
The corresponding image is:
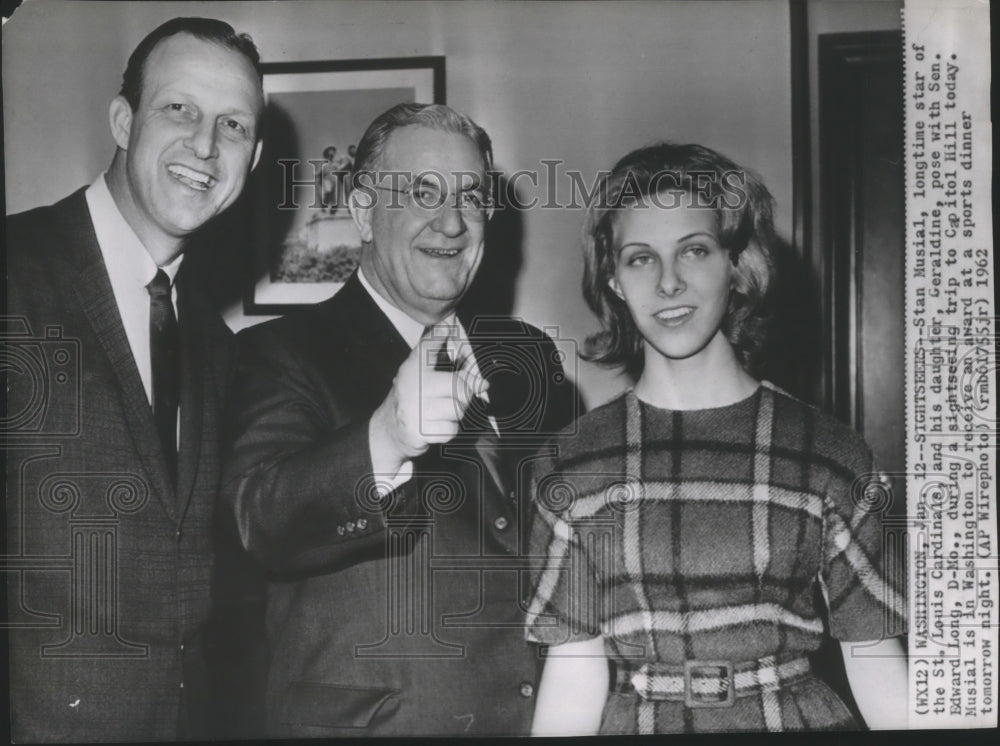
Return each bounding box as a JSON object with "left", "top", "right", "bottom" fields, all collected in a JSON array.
[{"left": 611, "top": 655, "right": 812, "bottom": 708}]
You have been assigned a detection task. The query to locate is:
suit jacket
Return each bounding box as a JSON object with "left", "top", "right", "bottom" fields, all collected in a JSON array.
[
  {"left": 223, "top": 272, "right": 575, "bottom": 737},
  {"left": 3, "top": 188, "right": 235, "bottom": 742}
]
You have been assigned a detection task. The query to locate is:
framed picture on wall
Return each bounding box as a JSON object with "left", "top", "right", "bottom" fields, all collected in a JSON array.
[{"left": 244, "top": 56, "right": 445, "bottom": 315}]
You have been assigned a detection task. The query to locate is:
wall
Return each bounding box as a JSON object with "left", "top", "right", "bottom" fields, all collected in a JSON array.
[
  {"left": 4, "top": 0, "right": 794, "bottom": 408},
  {"left": 805, "top": 0, "right": 904, "bottom": 480},
  {"left": 805, "top": 0, "right": 903, "bottom": 263}
]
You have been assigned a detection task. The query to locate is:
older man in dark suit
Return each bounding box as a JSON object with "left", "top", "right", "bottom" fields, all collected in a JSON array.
[
  {"left": 4, "top": 17, "right": 263, "bottom": 742},
  {"left": 224, "top": 103, "right": 575, "bottom": 736}
]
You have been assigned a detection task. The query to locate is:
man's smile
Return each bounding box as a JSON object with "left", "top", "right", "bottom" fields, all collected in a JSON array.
[
  {"left": 167, "top": 163, "right": 216, "bottom": 191},
  {"left": 417, "top": 246, "right": 464, "bottom": 258}
]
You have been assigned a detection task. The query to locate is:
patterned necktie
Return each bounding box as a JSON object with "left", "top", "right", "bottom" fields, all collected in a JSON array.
[{"left": 147, "top": 269, "right": 179, "bottom": 483}]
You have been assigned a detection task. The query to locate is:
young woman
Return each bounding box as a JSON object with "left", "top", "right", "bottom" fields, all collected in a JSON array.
[{"left": 525, "top": 143, "right": 907, "bottom": 735}]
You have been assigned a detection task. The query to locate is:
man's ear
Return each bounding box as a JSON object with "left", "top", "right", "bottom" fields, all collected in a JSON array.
[
  {"left": 251, "top": 139, "right": 263, "bottom": 172},
  {"left": 348, "top": 186, "right": 375, "bottom": 244},
  {"left": 608, "top": 275, "right": 625, "bottom": 300},
  {"left": 109, "top": 96, "right": 133, "bottom": 151}
]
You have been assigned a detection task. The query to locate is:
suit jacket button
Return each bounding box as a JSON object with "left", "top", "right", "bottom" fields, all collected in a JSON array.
[
  {"left": 336, "top": 525, "right": 345, "bottom": 536},
  {"left": 356, "top": 518, "right": 368, "bottom": 530},
  {"left": 493, "top": 516, "right": 508, "bottom": 531},
  {"left": 346, "top": 521, "right": 356, "bottom": 533},
  {"left": 519, "top": 682, "right": 534, "bottom": 698}
]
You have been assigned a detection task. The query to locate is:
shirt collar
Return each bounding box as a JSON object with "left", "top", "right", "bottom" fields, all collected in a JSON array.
[{"left": 85, "top": 172, "right": 184, "bottom": 287}]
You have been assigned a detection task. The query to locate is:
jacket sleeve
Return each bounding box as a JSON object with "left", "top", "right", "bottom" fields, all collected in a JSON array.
[{"left": 221, "top": 325, "right": 416, "bottom": 578}]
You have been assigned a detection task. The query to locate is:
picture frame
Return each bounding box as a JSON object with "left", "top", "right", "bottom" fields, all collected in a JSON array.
[{"left": 244, "top": 56, "right": 445, "bottom": 314}]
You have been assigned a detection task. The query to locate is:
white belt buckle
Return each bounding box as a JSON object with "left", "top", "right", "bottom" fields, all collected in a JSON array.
[{"left": 684, "top": 659, "right": 735, "bottom": 708}]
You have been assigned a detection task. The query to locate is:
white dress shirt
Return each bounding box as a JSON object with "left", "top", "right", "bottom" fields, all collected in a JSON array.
[
  {"left": 358, "top": 268, "right": 498, "bottom": 493},
  {"left": 85, "top": 173, "right": 183, "bottom": 410}
]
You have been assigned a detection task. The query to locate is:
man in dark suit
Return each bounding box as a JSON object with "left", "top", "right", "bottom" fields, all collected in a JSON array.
[
  {"left": 223, "top": 103, "right": 575, "bottom": 736},
  {"left": 3, "top": 17, "right": 264, "bottom": 742}
]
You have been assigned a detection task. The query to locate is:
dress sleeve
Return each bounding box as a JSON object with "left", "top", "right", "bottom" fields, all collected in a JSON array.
[
  {"left": 524, "top": 455, "right": 603, "bottom": 646},
  {"left": 820, "top": 437, "right": 907, "bottom": 641}
]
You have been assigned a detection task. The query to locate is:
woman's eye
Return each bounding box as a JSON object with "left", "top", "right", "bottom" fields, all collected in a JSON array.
[
  {"left": 683, "top": 245, "right": 709, "bottom": 257},
  {"left": 627, "top": 253, "right": 654, "bottom": 267}
]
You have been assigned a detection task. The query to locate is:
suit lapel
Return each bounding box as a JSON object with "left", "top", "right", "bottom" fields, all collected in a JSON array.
[
  {"left": 470, "top": 430, "right": 509, "bottom": 499},
  {"left": 61, "top": 192, "right": 178, "bottom": 520},
  {"left": 460, "top": 320, "right": 510, "bottom": 497},
  {"left": 323, "top": 274, "right": 410, "bottom": 405}
]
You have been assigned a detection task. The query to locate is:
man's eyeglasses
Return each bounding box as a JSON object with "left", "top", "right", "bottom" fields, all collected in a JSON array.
[{"left": 370, "top": 182, "right": 494, "bottom": 222}]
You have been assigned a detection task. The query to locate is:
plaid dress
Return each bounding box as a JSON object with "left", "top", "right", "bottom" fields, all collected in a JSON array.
[{"left": 525, "top": 384, "right": 906, "bottom": 734}]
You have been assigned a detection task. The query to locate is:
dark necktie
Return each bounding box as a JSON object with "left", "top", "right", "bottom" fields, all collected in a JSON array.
[
  {"left": 147, "top": 269, "right": 179, "bottom": 483},
  {"left": 423, "top": 325, "right": 497, "bottom": 437}
]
